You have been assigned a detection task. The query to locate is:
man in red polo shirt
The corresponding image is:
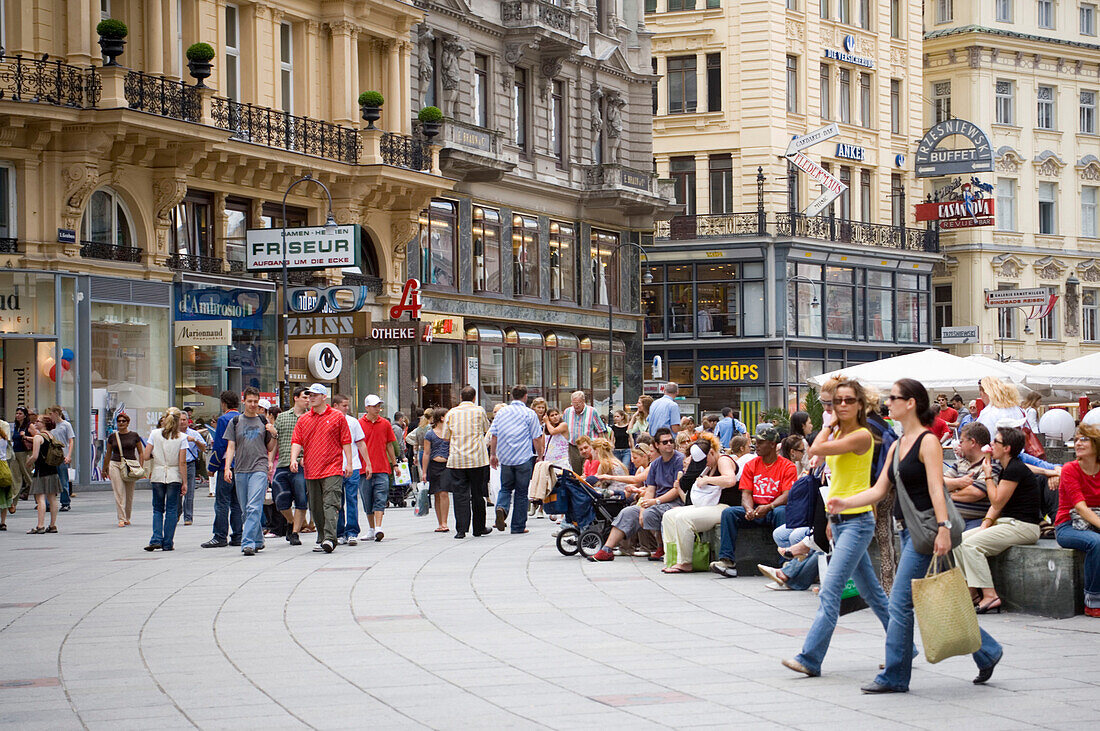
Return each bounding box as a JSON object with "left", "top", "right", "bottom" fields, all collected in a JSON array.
[
  {"left": 358, "top": 394, "right": 399, "bottom": 542},
  {"left": 290, "top": 383, "right": 352, "bottom": 554}
]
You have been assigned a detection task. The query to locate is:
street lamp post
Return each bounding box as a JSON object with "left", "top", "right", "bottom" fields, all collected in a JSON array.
[
  {"left": 280, "top": 173, "right": 337, "bottom": 407},
  {"left": 782, "top": 275, "right": 820, "bottom": 413},
  {"left": 605, "top": 241, "right": 653, "bottom": 425}
]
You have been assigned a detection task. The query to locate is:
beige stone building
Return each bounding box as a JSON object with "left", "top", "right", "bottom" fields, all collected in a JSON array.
[{"left": 924, "top": 0, "right": 1100, "bottom": 362}]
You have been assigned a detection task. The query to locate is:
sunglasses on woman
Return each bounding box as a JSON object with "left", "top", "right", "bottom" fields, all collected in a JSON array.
[{"left": 833, "top": 397, "right": 859, "bottom": 406}]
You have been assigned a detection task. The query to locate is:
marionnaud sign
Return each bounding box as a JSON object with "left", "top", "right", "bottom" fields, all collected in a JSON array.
[
  {"left": 835, "top": 143, "right": 865, "bottom": 161},
  {"left": 246, "top": 224, "right": 360, "bottom": 271},
  {"left": 823, "top": 35, "right": 874, "bottom": 68},
  {"left": 174, "top": 320, "right": 232, "bottom": 347},
  {"left": 940, "top": 326, "right": 979, "bottom": 344},
  {"left": 914, "top": 119, "right": 994, "bottom": 178}
]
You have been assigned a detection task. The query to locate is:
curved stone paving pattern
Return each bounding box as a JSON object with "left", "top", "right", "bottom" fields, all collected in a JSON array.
[{"left": 1, "top": 492, "right": 1098, "bottom": 730}]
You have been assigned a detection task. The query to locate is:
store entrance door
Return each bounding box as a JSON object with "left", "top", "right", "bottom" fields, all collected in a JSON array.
[{"left": 0, "top": 335, "right": 59, "bottom": 416}]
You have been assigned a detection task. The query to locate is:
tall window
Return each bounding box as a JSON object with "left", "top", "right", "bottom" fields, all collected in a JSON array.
[
  {"left": 932, "top": 81, "right": 951, "bottom": 123},
  {"left": 1082, "top": 90, "right": 1097, "bottom": 133},
  {"left": 420, "top": 200, "right": 457, "bottom": 288},
  {"left": 839, "top": 69, "right": 851, "bottom": 123},
  {"left": 670, "top": 156, "right": 697, "bottom": 215},
  {"left": 1083, "top": 186, "right": 1099, "bottom": 238},
  {"left": 839, "top": 0, "right": 849, "bottom": 23},
  {"left": 996, "top": 0, "right": 1013, "bottom": 22},
  {"left": 936, "top": 0, "right": 953, "bottom": 23},
  {"left": 645, "top": 0, "right": 657, "bottom": 11},
  {"left": 821, "top": 0, "right": 829, "bottom": 19},
  {"left": 667, "top": 56, "right": 697, "bottom": 113},
  {"left": 1040, "top": 299, "right": 1058, "bottom": 340},
  {"left": 171, "top": 191, "right": 214, "bottom": 258},
  {"left": 472, "top": 206, "right": 501, "bottom": 293},
  {"left": 859, "top": 72, "right": 871, "bottom": 127},
  {"left": 591, "top": 230, "right": 619, "bottom": 308},
  {"left": 1037, "top": 85, "right": 1056, "bottom": 129},
  {"left": 1084, "top": 289, "right": 1100, "bottom": 340},
  {"left": 81, "top": 188, "right": 135, "bottom": 247},
  {"left": 709, "top": 154, "right": 733, "bottom": 214},
  {"left": 549, "top": 221, "right": 575, "bottom": 302},
  {"left": 1037, "top": 0, "right": 1054, "bottom": 28},
  {"left": 934, "top": 284, "right": 953, "bottom": 335},
  {"left": 996, "top": 179, "right": 1017, "bottom": 230},
  {"left": 0, "top": 165, "right": 12, "bottom": 239},
  {"left": 514, "top": 69, "right": 528, "bottom": 150},
  {"left": 707, "top": 53, "right": 722, "bottom": 112},
  {"left": 890, "top": 0, "right": 901, "bottom": 36},
  {"left": 997, "top": 284, "right": 1016, "bottom": 339},
  {"left": 786, "top": 55, "right": 799, "bottom": 113},
  {"left": 859, "top": 169, "right": 872, "bottom": 222},
  {"left": 1038, "top": 182, "right": 1057, "bottom": 234},
  {"left": 652, "top": 57, "right": 659, "bottom": 114},
  {"left": 512, "top": 214, "right": 540, "bottom": 297},
  {"left": 279, "top": 23, "right": 293, "bottom": 113},
  {"left": 839, "top": 166, "right": 851, "bottom": 219},
  {"left": 858, "top": 0, "right": 871, "bottom": 29},
  {"left": 1084, "top": 3, "right": 1098, "bottom": 34},
  {"left": 891, "top": 173, "right": 904, "bottom": 226},
  {"left": 225, "top": 5, "right": 240, "bottom": 101},
  {"left": 820, "top": 64, "right": 831, "bottom": 120},
  {"left": 552, "top": 79, "right": 565, "bottom": 164},
  {"left": 890, "top": 78, "right": 901, "bottom": 133},
  {"left": 995, "top": 80, "right": 1014, "bottom": 124},
  {"left": 474, "top": 54, "right": 489, "bottom": 128}
]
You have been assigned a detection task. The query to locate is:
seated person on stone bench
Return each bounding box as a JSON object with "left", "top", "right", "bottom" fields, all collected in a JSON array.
[
  {"left": 945, "top": 422, "right": 1000, "bottom": 530},
  {"left": 1055, "top": 423, "right": 1100, "bottom": 618},
  {"left": 660, "top": 434, "right": 739, "bottom": 574},
  {"left": 709, "top": 424, "right": 798, "bottom": 578}
]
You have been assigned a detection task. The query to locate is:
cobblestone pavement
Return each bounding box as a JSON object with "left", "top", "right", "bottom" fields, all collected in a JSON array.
[{"left": 0, "top": 491, "right": 1097, "bottom": 730}]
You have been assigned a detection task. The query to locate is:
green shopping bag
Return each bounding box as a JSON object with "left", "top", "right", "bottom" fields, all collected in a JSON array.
[{"left": 665, "top": 537, "right": 710, "bottom": 571}]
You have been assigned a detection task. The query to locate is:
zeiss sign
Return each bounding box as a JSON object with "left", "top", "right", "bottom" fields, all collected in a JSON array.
[
  {"left": 824, "top": 35, "right": 874, "bottom": 68},
  {"left": 245, "top": 224, "right": 361, "bottom": 271}
]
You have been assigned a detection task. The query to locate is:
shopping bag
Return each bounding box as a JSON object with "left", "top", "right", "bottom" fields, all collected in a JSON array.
[
  {"left": 415, "top": 482, "right": 430, "bottom": 517},
  {"left": 911, "top": 556, "right": 981, "bottom": 664},
  {"left": 664, "top": 538, "right": 711, "bottom": 572},
  {"left": 817, "top": 553, "right": 868, "bottom": 615},
  {"left": 392, "top": 461, "right": 412, "bottom": 486}
]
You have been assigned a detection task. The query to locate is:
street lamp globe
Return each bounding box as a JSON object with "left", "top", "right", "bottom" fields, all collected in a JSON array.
[{"left": 324, "top": 210, "right": 338, "bottom": 234}]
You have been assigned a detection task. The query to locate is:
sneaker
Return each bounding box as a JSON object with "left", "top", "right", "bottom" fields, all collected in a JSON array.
[
  {"left": 709, "top": 558, "right": 738, "bottom": 578},
  {"left": 495, "top": 507, "right": 508, "bottom": 532},
  {"left": 590, "top": 548, "right": 614, "bottom": 561},
  {"left": 288, "top": 532, "right": 301, "bottom": 546},
  {"left": 322, "top": 540, "right": 335, "bottom": 553},
  {"left": 337, "top": 536, "right": 348, "bottom": 545},
  {"left": 765, "top": 582, "right": 790, "bottom": 591},
  {"left": 535, "top": 506, "right": 546, "bottom": 519},
  {"left": 263, "top": 530, "right": 278, "bottom": 538},
  {"left": 59, "top": 505, "right": 71, "bottom": 512},
  {"left": 201, "top": 539, "right": 228, "bottom": 548},
  {"left": 647, "top": 548, "right": 665, "bottom": 562},
  {"left": 374, "top": 531, "right": 384, "bottom": 542},
  {"left": 550, "top": 525, "right": 563, "bottom": 538},
  {"left": 242, "top": 546, "right": 256, "bottom": 556},
  {"left": 312, "top": 544, "right": 325, "bottom": 552},
  {"left": 612, "top": 548, "right": 624, "bottom": 556},
  {"left": 364, "top": 528, "right": 376, "bottom": 540},
  {"left": 632, "top": 549, "right": 652, "bottom": 558},
  {"left": 348, "top": 535, "right": 359, "bottom": 546},
  {"left": 528, "top": 503, "right": 538, "bottom": 517}
]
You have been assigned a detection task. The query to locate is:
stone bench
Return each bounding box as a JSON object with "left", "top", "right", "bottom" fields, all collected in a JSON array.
[{"left": 988, "top": 539, "right": 1085, "bottom": 619}]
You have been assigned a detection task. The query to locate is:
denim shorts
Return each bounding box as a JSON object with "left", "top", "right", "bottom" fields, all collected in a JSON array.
[
  {"left": 360, "top": 472, "right": 390, "bottom": 513},
  {"left": 271, "top": 466, "right": 307, "bottom": 511}
]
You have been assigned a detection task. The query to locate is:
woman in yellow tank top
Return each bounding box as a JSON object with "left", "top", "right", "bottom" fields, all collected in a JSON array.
[{"left": 782, "top": 376, "right": 891, "bottom": 679}]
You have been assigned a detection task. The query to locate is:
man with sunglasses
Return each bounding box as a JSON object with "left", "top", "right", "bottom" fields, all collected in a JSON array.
[{"left": 944, "top": 422, "right": 999, "bottom": 530}]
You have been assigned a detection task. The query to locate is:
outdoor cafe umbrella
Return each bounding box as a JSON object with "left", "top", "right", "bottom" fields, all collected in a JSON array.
[
  {"left": 1025, "top": 351, "right": 1100, "bottom": 394},
  {"left": 808, "top": 348, "right": 1032, "bottom": 397}
]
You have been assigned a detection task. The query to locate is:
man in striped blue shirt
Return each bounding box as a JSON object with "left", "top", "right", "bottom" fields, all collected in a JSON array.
[{"left": 489, "top": 385, "right": 544, "bottom": 534}]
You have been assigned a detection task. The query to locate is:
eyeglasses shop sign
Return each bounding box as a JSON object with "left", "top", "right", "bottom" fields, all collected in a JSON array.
[{"left": 245, "top": 225, "right": 361, "bottom": 271}]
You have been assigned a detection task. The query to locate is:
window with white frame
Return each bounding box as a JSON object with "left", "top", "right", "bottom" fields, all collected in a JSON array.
[
  {"left": 859, "top": 72, "right": 871, "bottom": 127},
  {"left": 859, "top": 169, "right": 872, "bottom": 222},
  {"left": 890, "top": 79, "right": 901, "bottom": 133},
  {"left": 934, "top": 284, "right": 953, "bottom": 334},
  {"left": 858, "top": 0, "right": 871, "bottom": 29},
  {"left": 1084, "top": 3, "right": 1098, "bottom": 34},
  {"left": 786, "top": 55, "right": 799, "bottom": 113},
  {"left": 1084, "top": 186, "right": 1099, "bottom": 237},
  {"left": 1082, "top": 90, "right": 1097, "bottom": 133},
  {"left": 820, "top": 64, "right": 831, "bottom": 120},
  {"left": 101, "top": 0, "right": 110, "bottom": 18},
  {"left": 1040, "top": 300, "right": 1058, "bottom": 339},
  {"left": 839, "top": 69, "right": 851, "bottom": 123},
  {"left": 890, "top": 0, "right": 901, "bottom": 36},
  {"left": 995, "top": 80, "right": 1014, "bottom": 124},
  {"left": 821, "top": 0, "right": 829, "bottom": 20},
  {"left": 0, "top": 164, "right": 14, "bottom": 239},
  {"left": 81, "top": 187, "right": 135, "bottom": 247},
  {"left": 996, "top": 0, "right": 1013, "bottom": 21},
  {"left": 174, "top": 0, "right": 184, "bottom": 77},
  {"left": 225, "top": 5, "right": 240, "bottom": 101},
  {"left": 838, "top": 0, "right": 849, "bottom": 24},
  {"left": 1083, "top": 288, "right": 1100, "bottom": 340},
  {"left": 279, "top": 23, "right": 293, "bottom": 113},
  {"left": 997, "top": 284, "right": 1016, "bottom": 339},
  {"left": 996, "top": 178, "right": 1016, "bottom": 231},
  {"left": 933, "top": 81, "right": 951, "bottom": 123},
  {"left": 474, "top": 54, "right": 489, "bottom": 128},
  {"left": 1038, "top": 181, "right": 1057, "bottom": 234},
  {"left": 1038, "top": 0, "right": 1054, "bottom": 28},
  {"left": 1037, "top": 85, "right": 1055, "bottom": 129},
  {"left": 936, "top": 0, "right": 953, "bottom": 24}
]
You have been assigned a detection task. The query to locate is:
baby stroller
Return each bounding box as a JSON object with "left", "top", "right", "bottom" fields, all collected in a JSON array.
[{"left": 547, "top": 466, "right": 630, "bottom": 559}]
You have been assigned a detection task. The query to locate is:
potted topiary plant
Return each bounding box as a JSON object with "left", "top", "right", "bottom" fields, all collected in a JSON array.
[
  {"left": 358, "top": 91, "right": 384, "bottom": 129},
  {"left": 96, "top": 19, "right": 128, "bottom": 66},
  {"left": 186, "top": 42, "right": 216, "bottom": 87},
  {"left": 418, "top": 105, "right": 443, "bottom": 141}
]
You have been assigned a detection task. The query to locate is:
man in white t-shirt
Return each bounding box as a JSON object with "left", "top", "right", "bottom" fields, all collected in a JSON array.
[{"left": 333, "top": 394, "right": 369, "bottom": 545}]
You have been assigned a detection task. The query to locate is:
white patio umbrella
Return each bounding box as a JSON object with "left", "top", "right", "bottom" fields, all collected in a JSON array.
[
  {"left": 963, "top": 355, "right": 1036, "bottom": 386},
  {"left": 1025, "top": 351, "right": 1100, "bottom": 394}
]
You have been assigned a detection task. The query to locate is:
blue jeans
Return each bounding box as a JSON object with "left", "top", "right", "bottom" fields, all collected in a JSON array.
[
  {"left": 1057, "top": 522, "right": 1100, "bottom": 609},
  {"left": 360, "top": 472, "right": 389, "bottom": 513},
  {"left": 876, "top": 531, "right": 1003, "bottom": 690},
  {"left": 150, "top": 482, "right": 182, "bottom": 549},
  {"left": 58, "top": 465, "right": 70, "bottom": 507},
  {"left": 234, "top": 471, "right": 268, "bottom": 550},
  {"left": 212, "top": 469, "right": 242, "bottom": 543},
  {"left": 496, "top": 457, "right": 535, "bottom": 533},
  {"left": 613, "top": 449, "right": 632, "bottom": 474},
  {"left": 718, "top": 505, "right": 787, "bottom": 561},
  {"left": 783, "top": 551, "right": 821, "bottom": 591},
  {"left": 795, "top": 512, "right": 891, "bottom": 675},
  {"left": 337, "top": 470, "right": 361, "bottom": 539},
  {"left": 182, "top": 461, "right": 196, "bottom": 522},
  {"left": 773, "top": 523, "right": 811, "bottom": 549}
]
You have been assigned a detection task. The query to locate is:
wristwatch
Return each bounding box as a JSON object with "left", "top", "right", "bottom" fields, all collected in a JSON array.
[{"left": 937, "top": 520, "right": 953, "bottom": 529}]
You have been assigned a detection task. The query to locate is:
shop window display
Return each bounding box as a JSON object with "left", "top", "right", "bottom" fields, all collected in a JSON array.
[{"left": 91, "top": 302, "right": 171, "bottom": 439}]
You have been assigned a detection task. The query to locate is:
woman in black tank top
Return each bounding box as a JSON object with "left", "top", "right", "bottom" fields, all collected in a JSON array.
[{"left": 825, "top": 378, "right": 1004, "bottom": 694}]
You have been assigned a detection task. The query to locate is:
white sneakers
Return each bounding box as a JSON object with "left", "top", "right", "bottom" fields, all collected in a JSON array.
[
  {"left": 364, "top": 527, "right": 376, "bottom": 540},
  {"left": 348, "top": 535, "right": 359, "bottom": 546}
]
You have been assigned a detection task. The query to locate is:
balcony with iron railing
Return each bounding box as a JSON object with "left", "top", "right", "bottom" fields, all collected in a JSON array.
[
  {"left": 125, "top": 70, "right": 200, "bottom": 122},
  {"left": 0, "top": 237, "right": 17, "bottom": 253},
  {"left": 212, "top": 98, "right": 361, "bottom": 164},
  {"left": 501, "top": 0, "right": 585, "bottom": 54},
  {"left": 80, "top": 240, "right": 143, "bottom": 263},
  {"left": 0, "top": 54, "right": 100, "bottom": 108},
  {"left": 341, "top": 272, "right": 385, "bottom": 294},
  {"left": 380, "top": 132, "right": 431, "bottom": 171},
  {"left": 165, "top": 253, "right": 225, "bottom": 274}
]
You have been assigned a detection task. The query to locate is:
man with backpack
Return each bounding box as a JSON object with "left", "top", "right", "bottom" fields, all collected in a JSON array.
[
  {"left": 47, "top": 406, "right": 75, "bottom": 511},
  {"left": 222, "top": 387, "right": 276, "bottom": 556},
  {"left": 202, "top": 391, "right": 243, "bottom": 548}
]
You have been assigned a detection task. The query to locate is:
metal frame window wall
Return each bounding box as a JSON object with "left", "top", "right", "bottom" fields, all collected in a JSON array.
[{"left": 642, "top": 261, "right": 766, "bottom": 340}]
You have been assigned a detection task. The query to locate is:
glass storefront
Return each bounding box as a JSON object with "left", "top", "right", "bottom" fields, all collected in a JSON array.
[
  {"left": 642, "top": 261, "right": 766, "bottom": 339},
  {"left": 91, "top": 301, "right": 171, "bottom": 437},
  {"left": 355, "top": 347, "right": 398, "bottom": 417},
  {"left": 0, "top": 271, "right": 59, "bottom": 417}
]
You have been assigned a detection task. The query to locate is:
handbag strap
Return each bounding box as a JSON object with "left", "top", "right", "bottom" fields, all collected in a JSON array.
[{"left": 114, "top": 430, "right": 124, "bottom": 459}]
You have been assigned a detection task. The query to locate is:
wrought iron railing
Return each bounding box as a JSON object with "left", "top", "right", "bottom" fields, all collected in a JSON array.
[
  {"left": 125, "top": 70, "right": 201, "bottom": 122},
  {"left": 342, "top": 272, "right": 385, "bottom": 294},
  {"left": 502, "top": 0, "right": 574, "bottom": 32},
  {"left": 266, "top": 269, "right": 325, "bottom": 286},
  {"left": 664, "top": 213, "right": 763, "bottom": 239},
  {"left": 211, "top": 97, "right": 361, "bottom": 164},
  {"left": 225, "top": 259, "right": 247, "bottom": 274},
  {"left": 0, "top": 237, "right": 17, "bottom": 253},
  {"left": 80, "top": 240, "right": 143, "bottom": 263},
  {"left": 165, "top": 253, "right": 224, "bottom": 273},
  {"left": 775, "top": 213, "right": 939, "bottom": 252},
  {"left": 381, "top": 132, "right": 431, "bottom": 171},
  {"left": 0, "top": 54, "right": 99, "bottom": 108}
]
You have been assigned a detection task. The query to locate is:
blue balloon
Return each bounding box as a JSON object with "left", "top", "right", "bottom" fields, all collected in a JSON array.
[{"left": 61, "top": 348, "right": 74, "bottom": 362}]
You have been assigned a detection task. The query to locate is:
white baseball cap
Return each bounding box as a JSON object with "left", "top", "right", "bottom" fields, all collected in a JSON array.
[
  {"left": 257, "top": 398, "right": 272, "bottom": 410},
  {"left": 305, "top": 383, "right": 330, "bottom": 397},
  {"left": 364, "top": 394, "right": 383, "bottom": 407}
]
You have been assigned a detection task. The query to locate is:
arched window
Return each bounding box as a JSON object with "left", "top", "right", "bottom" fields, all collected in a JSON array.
[{"left": 81, "top": 188, "right": 135, "bottom": 247}]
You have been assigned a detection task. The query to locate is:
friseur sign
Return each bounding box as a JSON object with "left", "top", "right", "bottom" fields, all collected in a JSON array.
[
  {"left": 914, "top": 119, "right": 994, "bottom": 178},
  {"left": 695, "top": 359, "right": 764, "bottom": 385},
  {"left": 245, "top": 224, "right": 361, "bottom": 271}
]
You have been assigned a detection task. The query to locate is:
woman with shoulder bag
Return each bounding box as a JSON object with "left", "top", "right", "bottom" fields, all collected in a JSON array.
[
  {"left": 143, "top": 408, "right": 188, "bottom": 551},
  {"left": 103, "top": 412, "right": 144, "bottom": 527},
  {"left": 0, "top": 420, "right": 14, "bottom": 531},
  {"left": 828, "top": 378, "right": 1002, "bottom": 693},
  {"left": 24, "top": 414, "right": 62, "bottom": 534}
]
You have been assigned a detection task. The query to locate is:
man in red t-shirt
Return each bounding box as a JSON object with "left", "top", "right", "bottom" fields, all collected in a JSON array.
[
  {"left": 290, "top": 383, "right": 352, "bottom": 553},
  {"left": 358, "top": 394, "right": 399, "bottom": 541},
  {"left": 929, "top": 405, "right": 951, "bottom": 442},
  {"left": 710, "top": 424, "right": 798, "bottom": 578}
]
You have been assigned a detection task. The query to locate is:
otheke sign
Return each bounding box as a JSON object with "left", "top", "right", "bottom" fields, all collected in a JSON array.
[
  {"left": 914, "top": 119, "right": 994, "bottom": 178},
  {"left": 245, "top": 224, "right": 360, "bottom": 270}
]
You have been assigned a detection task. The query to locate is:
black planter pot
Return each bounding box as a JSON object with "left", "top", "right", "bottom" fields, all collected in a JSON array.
[
  {"left": 187, "top": 59, "right": 213, "bottom": 87},
  {"left": 360, "top": 104, "right": 382, "bottom": 129},
  {"left": 98, "top": 37, "right": 126, "bottom": 66},
  {"left": 420, "top": 120, "right": 441, "bottom": 141}
]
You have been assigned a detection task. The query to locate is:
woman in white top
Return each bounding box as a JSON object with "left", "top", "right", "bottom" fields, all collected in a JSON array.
[
  {"left": 144, "top": 408, "right": 188, "bottom": 551},
  {"left": 1022, "top": 391, "right": 1042, "bottom": 434},
  {"left": 528, "top": 409, "right": 572, "bottom": 511},
  {"left": 977, "top": 377, "right": 1025, "bottom": 435},
  {"left": 660, "top": 434, "right": 740, "bottom": 573},
  {"left": 0, "top": 421, "right": 12, "bottom": 531}
]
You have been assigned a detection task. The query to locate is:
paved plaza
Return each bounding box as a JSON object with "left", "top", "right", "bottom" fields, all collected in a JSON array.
[{"left": 0, "top": 490, "right": 1097, "bottom": 731}]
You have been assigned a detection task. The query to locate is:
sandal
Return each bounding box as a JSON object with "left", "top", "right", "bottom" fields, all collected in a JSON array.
[
  {"left": 119, "top": 521, "right": 127, "bottom": 528},
  {"left": 661, "top": 565, "right": 692, "bottom": 574},
  {"left": 434, "top": 527, "right": 450, "bottom": 532},
  {"left": 45, "top": 526, "right": 57, "bottom": 533},
  {"left": 27, "top": 527, "right": 45, "bottom": 534}
]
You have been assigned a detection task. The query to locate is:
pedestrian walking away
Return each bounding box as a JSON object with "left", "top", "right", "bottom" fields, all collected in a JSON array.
[
  {"left": 646, "top": 382, "right": 682, "bottom": 435},
  {"left": 274, "top": 387, "right": 310, "bottom": 545},
  {"left": 223, "top": 388, "right": 277, "bottom": 555},
  {"left": 488, "top": 385, "right": 544, "bottom": 534},
  {"left": 291, "top": 384, "right": 352, "bottom": 553},
  {"left": 202, "top": 391, "right": 243, "bottom": 548},
  {"left": 444, "top": 386, "right": 492, "bottom": 539},
  {"left": 333, "top": 394, "right": 370, "bottom": 545},
  {"left": 179, "top": 410, "right": 209, "bottom": 526},
  {"left": 24, "top": 413, "right": 63, "bottom": 534},
  {"left": 421, "top": 408, "right": 452, "bottom": 532},
  {"left": 358, "top": 394, "right": 398, "bottom": 541},
  {"left": 143, "top": 408, "right": 188, "bottom": 552}
]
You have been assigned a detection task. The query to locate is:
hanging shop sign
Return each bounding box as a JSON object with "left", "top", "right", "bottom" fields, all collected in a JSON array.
[
  {"left": 695, "top": 359, "right": 765, "bottom": 385},
  {"left": 174, "top": 320, "right": 233, "bottom": 347},
  {"left": 286, "top": 313, "right": 369, "bottom": 339},
  {"left": 389, "top": 278, "right": 423, "bottom": 320},
  {"left": 823, "top": 35, "right": 874, "bottom": 68},
  {"left": 175, "top": 285, "right": 271, "bottom": 331},
  {"left": 914, "top": 119, "right": 994, "bottom": 178},
  {"left": 245, "top": 224, "right": 361, "bottom": 271},
  {"left": 984, "top": 288, "right": 1051, "bottom": 308},
  {"left": 940, "top": 326, "right": 979, "bottom": 344},
  {"left": 288, "top": 286, "right": 374, "bottom": 314},
  {"left": 914, "top": 177, "right": 996, "bottom": 229},
  {"left": 307, "top": 342, "right": 343, "bottom": 380}
]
